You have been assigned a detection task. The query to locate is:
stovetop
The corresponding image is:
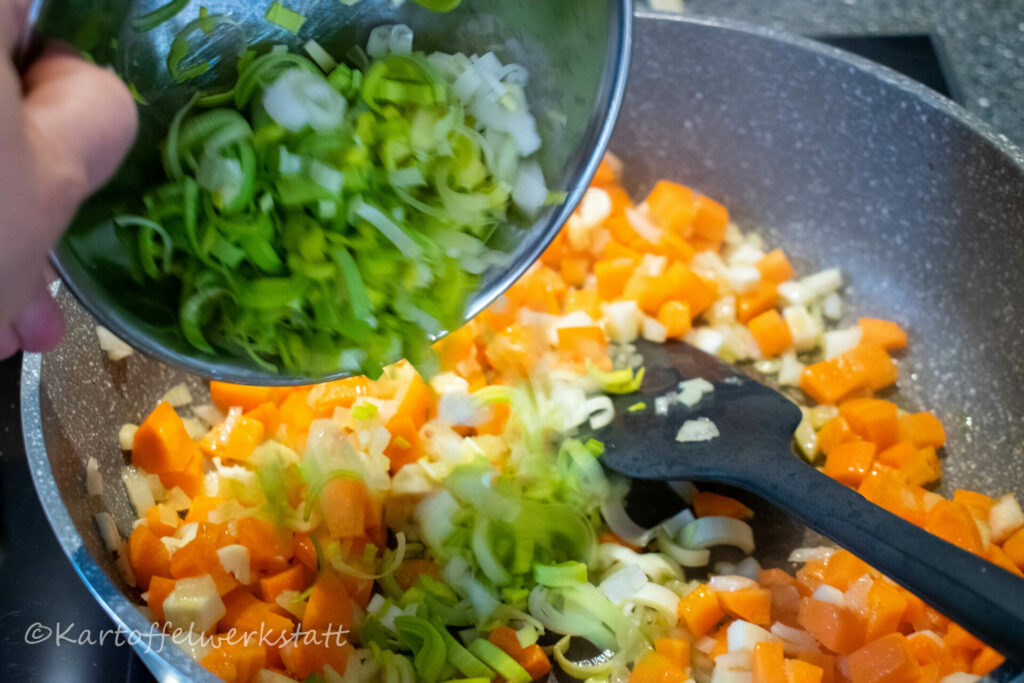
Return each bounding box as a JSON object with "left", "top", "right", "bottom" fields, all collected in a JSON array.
[{"left": 0, "top": 33, "right": 958, "bottom": 682}]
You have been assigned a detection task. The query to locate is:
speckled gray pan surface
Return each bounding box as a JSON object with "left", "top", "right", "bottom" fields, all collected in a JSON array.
[{"left": 22, "top": 13, "right": 1024, "bottom": 680}]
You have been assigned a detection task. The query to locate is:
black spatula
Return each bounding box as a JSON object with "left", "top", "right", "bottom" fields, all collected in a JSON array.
[{"left": 596, "top": 339, "right": 1024, "bottom": 660}]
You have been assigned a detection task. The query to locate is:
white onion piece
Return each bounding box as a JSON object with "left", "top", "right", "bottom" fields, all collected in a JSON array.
[
  {"left": 726, "top": 619, "right": 777, "bottom": 654},
  {"left": 709, "top": 575, "right": 758, "bottom": 592},
  {"left": 512, "top": 160, "right": 547, "bottom": 216},
  {"left": 624, "top": 583, "right": 680, "bottom": 625},
  {"left": 812, "top": 584, "right": 845, "bottom": 606},
  {"left": 96, "top": 325, "right": 133, "bottom": 361},
  {"left": 681, "top": 517, "right": 755, "bottom": 555},
  {"left": 676, "top": 417, "right": 719, "bottom": 443},
  {"left": 599, "top": 565, "right": 647, "bottom": 604},
  {"left": 788, "top": 546, "right": 836, "bottom": 564},
  {"left": 601, "top": 498, "right": 657, "bottom": 547},
  {"left": 769, "top": 622, "right": 819, "bottom": 654},
  {"left": 122, "top": 466, "right": 156, "bottom": 515},
  {"left": 86, "top": 457, "right": 104, "bottom": 497},
  {"left": 263, "top": 69, "right": 347, "bottom": 133}
]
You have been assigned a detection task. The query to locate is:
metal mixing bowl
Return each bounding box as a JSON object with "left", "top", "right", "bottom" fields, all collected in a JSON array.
[
  {"left": 22, "top": 12, "right": 1024, "bottom": 680},
  {"left": 37, "top": 0, "right": 631, "bottom": 385}
]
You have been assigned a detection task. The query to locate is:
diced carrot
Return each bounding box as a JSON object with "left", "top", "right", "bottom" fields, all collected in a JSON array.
[
  {"left": 147, "top": 575, "right": 176, "bottom": 624},
  {"left": 209, "top": 381, "right": 273, "bottom": 413},
  {"left": 312, "top": 376, "right": 370, "bottom": 415},
  {"left": 605, "top": 184, "right": 634, "bottom": 217},
  {"left": 862, "top": 580, "right": 908, "bottom": 642},
  {"left": 952, "top": 490, "right": 992, "bottom": 520},
  {"left": 820, "top": 550, "right": 872, "bottom": 592},
  {"left": 839, "top": 399, "right": 899, "bottom": 449},
  {"left": 802, "top": 345, "right": 898, "bottom": 405},
  {"left": 1003, "top": 527, "right": 1024, "bottom": 570},
  {"left": 760, "top": 568, "right": 797, "bottom": 588},
  {"left": 824, "top": 440, "right": 876, "bottom": 487},
  {"left": 693, "top": 491, "right": 753, "bottom": 520},
  {"left": 690, "top": 194, "right": 729, "bottom": 252},
  {"left": 132, "top": 401, "right": 198, "bottom": 474},
  {"left": 592, "top": 157, "right": 619, "bottom": 186},
  {"left": 655, "top": 638, "right": 690, "bottom": 670},
  {"left": 169, "top": 535, "right": 238, "bottom": 595},
  {"left": 320, "top": 476, "right": 368, "bottom": 539},
  {"left": 564, "top": 288, "right": 603, "bottom": 319},
  {"left": 657, "top": 231, "right": 696, "bottom": 263},
  {"left": 507, "top": 265, "right": 567, "bottom": 313},
  {"left": 897, "top": 412, "right": 946, "bottom": 449},
  {"left": 185, "top": 496, "right": 226, "bottom": 524},
  {"left": 785, "top": 659, "right": 824, "bottom": 683},
  {"left": 303, "top": 569, "right": 354, "bottom": 633},
  {"left": 797, "top": 652, "right": 835, "bottom": 683},
  {"left": 540, "top": 230, "right": 571, "bottom": 268},
  {"left": 628, "top": 273, "right": 669, "bottom": 315},
  {"left": 158, "top": 447, "right": 206, "bottom": 497},
  {"left": 797, "top": 598, "right": 864, "bottom": 655},
  {"left": 236, "top": 517, "right": 294, "bottom": 571},
  {"left": 749, "top": 309, "right": 793, "bottom": 357},
  {"left": 517, "top": 643, "right": 552, "bottom": 681},
  {"left": 801, "top": 359, "right": 865, "bottom": 407},
  {"left": 924, "top": 501, "right": 984, "bottom": 555},
  {"left": 907, "top": 631, "right": 949, "bottom": 667},
  {"left": 220, "top": 589, "right": 294, "bottom": 642},
  {"left": 488, "top": 625, "right": 524, "bottom": 658},
  {"left": 900, "top": 447, "right": 941, "bottom": 487},
  {"left": 606, "top": 214, "right": 640, "bottom": 246},
  {"left": 145, "top": 505, "right": 179, "bottom": 537},
  {"left": 291, "top": 533, "right": 317, "bottom": 573},
  {"left": 260, "top": 564, "right": 314, "bottom": 603},
  {"left": 677, "top": 585, "right": 724, "bottom": 637},
  {"left": 560, "top": 257, "right": 590, "bottom": 287},
  {"left": 717, "top": 587, "right": 772, "bottom": 626},
  {"left": 393, "top": 372, "right": 435, "bottom": 430},
  {"left": 657, "top": 300, "right": 693, "bottom": 339},
  {"left": 972, "top": 647, "right": 1005, "bottom": 676},
  {"left": 198, "top": 413, "right": 264, "bottom": 462},
  {"left": 128, "top": 524, "right": 170, "bottom": 590},
  {"left": 603, "top": 239, "right": 643, "bottom": 263},
  {"left": 629, "top": 651, "right": 688, "bottom": 683},
  {"left": 383, "top": 414, "right": 424, "bottom": 473},
  {"left": 986, "top": 544, "right": 1024, "bottom": 578},
  {"left": 877, "top": 441, "right": 917, "bottom": 469},
  {"left": 818, "top": 416, "right": 855, "bottom": 457},
  {"left": 753, "top": 641, "right": 785, "bottom": 683},
  {"left": 645, "top": 180, "right": 698, "bottom": 236},
  {"left": 395, "top": 558, "right": 443, "bottom": 592},
  {"left": 244, "top": 401, "right": 280, "bottom": 436},
  {"left": 661, "top": 262, "right": 717, "bottom": 317},
  {"left": 944, "top": 623, "right": 985, "bottom": 652},
  {"left": 279, "top": 639, "right": 353, "bottom": 681},
  {"left": 436, "top": 324, "right": 476, "bottom": 370},
  {"left": 757, "top": 249, "right": 795, "bottom": 283},
  {"left": 557, "top": 326, "right": 608, "bottom": 365},
  {"left": 849, "top": 344, "right": 899, "bottom": 391},
  {"left": 737, "top": 281, "right": 779, "bottom": 324},
  {"left": 279, "top": 389, "right": 314, "bottom": 450},
  {"left": 846, "top": 633, "right": 921, "bottom": 683},
  {"left": 857, "top": 318, "right": 908, "bottom": 351},
  {"left": 595, "top": 258, "right": 636, "bottom": 300},
  {"left": 200, "top": 637, "right": 268, "bottom": 683}
]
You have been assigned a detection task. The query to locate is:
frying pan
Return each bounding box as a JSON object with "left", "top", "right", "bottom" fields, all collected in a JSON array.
[{"left": 21, "top": 12, "right": 1024, "bottom": 680}]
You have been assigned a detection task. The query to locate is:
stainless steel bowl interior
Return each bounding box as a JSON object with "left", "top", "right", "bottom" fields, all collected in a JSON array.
[
  {"left": 24, "top": 13, "right": 1024, "bottom": 680},
  {"left": 43, "top": 0, "right": 632, "bottom": 385}
]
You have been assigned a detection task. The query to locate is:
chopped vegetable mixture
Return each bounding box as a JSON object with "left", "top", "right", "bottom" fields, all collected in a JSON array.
[{"left": 96, "top": 155, "right": 1022, "bottom": 683}]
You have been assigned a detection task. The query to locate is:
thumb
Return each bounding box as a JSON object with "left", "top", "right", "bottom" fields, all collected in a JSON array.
[{"left": 21, "top": 43, "right": 138, "bottom": 234}]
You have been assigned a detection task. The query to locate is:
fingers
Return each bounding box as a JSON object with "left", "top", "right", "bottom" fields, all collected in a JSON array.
[
  {"left": 0, "top": 282, "right": 64, "bottom": 359},
  {"left": 21, "top": 42, "right": 138, "bottom": 233}
]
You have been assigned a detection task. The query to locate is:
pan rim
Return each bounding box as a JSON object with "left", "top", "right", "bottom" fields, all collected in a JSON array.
[{"left": 21, "top": 13, "right": 1024, "bottom": 681}]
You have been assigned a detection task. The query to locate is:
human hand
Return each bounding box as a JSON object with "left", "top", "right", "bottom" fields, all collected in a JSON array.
[{"left": 0, "top": 0, "right": 137, "bottom": 359}]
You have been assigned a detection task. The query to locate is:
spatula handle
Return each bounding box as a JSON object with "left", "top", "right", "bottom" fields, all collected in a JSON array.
[{"left": 740, "top": 454, "right": 1024, "bottom": 662}]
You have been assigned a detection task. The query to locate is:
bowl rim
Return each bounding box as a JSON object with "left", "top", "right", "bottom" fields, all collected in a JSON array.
[
  {"left": 50, "top": 0, "right": 637, "bottom": 387},
  {"left": 24, "top": 12, "right": 1024, "bottom": 681}
]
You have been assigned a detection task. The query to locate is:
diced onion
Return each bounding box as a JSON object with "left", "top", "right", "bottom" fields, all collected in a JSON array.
[
  {"left": 86, "top": 457, "right": 104, "bottom": 497},
  {"left": 676, "top": 417, "right": 719, "bottom": 443},
  {"left": 96, "top": 326, "right": 134, "bottom": 361},
  {"left": 787, "top": 546, "right": 836, "bottom": 564},
  {"left": 122, "top": 466, "right": 156, "bottom": 515}
]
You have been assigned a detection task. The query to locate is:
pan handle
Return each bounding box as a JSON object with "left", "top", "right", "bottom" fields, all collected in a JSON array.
[{"left": 739, "top": 453, "right": 1024, "bottom": 663}]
